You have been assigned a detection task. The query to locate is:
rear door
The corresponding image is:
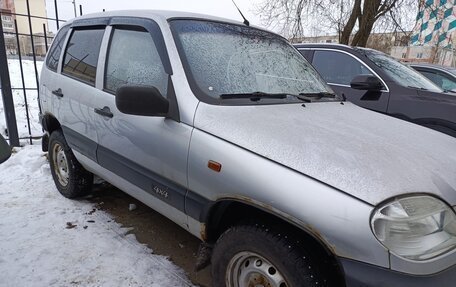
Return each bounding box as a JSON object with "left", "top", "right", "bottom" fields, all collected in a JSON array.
[
  {"left": 54, "top": 24, "right": 106, "bottom": 161},
  {"left": 301, "top": 48, "right": 390, "bottom": 113},
  {"left": 41, "top": 25, "right": 70, "bottom": 114},
  {"left": 91, "top": 18, "right": 191, "bottom": 229}
]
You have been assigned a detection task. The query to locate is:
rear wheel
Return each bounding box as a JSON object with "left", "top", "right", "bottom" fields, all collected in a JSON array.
[
  {"left": 48, "top": 129, "right": 93, "bottom": 198},
  {"left": 212, "top": 224, "right": 330, "bottom": 287}
]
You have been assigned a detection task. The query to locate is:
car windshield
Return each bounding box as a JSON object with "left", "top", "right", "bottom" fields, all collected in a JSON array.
[
  {"left": 170, "top": 20, "right": 334, "bottom": 104},
  {"left": 360, "top": 49, "right": 443, "bottom": 93}
]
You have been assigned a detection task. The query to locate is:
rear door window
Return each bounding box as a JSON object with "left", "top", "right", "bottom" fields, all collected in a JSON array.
[
  {"left": 46, "top": 25, "right": 70, "bottom": 72},
  {"left": 312, "top": 50, "right": 373, "bottom": 85},
  {"left": 62, "top": 28, "right": 105, "bottom": 85},
  {"left": 104, "top": 28, "right": 167, "bottom": 96}
]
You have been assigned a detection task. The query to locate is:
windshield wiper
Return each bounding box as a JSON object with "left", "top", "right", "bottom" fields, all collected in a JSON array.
[
  {"left": 220, "top": 91, "right": 338, "bottom": 103},
  {"left": 220, "top": 92, "right": 290, "bottom": 101},
  {"left": 298, "top": 92, "right": 341, "bottom": 101},
  {"left": 299, "top": 92, "right": 337, "bottom": 98}
]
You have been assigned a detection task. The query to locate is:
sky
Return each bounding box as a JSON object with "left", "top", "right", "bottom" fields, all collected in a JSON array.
[{"left": 44, "top": 0, "right": 264, "bottom": 32}]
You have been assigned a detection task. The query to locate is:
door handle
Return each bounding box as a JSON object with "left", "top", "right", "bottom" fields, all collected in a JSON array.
[
  {"left": 94, "top": 106, "right": 113, "bottom": 118},
  {"left": 52, "top": 88, "right": 64, "bottom": 98}
]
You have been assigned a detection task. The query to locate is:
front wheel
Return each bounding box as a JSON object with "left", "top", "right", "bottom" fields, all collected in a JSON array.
[
  {"left": 48, "top": 129, "right": 93, "bottom": 198},
  {"left": 212, "top": 224, "right": 330, "bottom": 287}
]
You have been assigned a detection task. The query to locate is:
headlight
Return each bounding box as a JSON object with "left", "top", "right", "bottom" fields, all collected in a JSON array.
[{"left": 371, "top": 195, "right": 456, "bottom": 261}]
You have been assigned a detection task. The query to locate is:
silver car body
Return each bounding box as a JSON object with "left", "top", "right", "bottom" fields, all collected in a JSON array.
[{"left": 39, "top": 10, "right": 456, "bottom": 281}]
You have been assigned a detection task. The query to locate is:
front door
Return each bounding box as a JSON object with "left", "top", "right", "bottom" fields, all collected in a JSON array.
[{"left": 91, "top": 21, "right": 192, "bottom": 229}]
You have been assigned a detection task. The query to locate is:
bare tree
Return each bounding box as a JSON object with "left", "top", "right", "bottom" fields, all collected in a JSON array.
[{"left": 255, "top": 0, "right": 418, "bottom": 47}]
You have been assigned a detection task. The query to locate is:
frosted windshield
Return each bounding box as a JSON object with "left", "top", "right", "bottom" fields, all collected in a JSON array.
[{"left": 171, "top": 20, "right": 333, "bottom": 102}]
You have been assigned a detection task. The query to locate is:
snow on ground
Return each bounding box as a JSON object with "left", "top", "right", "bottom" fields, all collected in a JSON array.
[
  {"left": 0, "top": 59, "right": 43, "bottom": 143},
  {"left": 0, "top": 144, "right": 195, "bottom": 287}
]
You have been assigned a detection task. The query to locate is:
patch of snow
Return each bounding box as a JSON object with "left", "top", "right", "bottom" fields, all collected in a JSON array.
[{"left": 0, "top": 144, "right": 195, "bottom": 287}]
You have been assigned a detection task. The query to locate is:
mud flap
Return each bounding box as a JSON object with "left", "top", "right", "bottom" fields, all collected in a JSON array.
[
  {"left": 195, "top": 242, "right": 213, "bottom": 272},
  {"left": 42, "top": 133, "right": 49, "bottom": 152}
]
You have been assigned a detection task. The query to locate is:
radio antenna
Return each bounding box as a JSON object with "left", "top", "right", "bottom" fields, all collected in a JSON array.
[{"left": 231, "top": 0, "right": 250, "bottom": 26}]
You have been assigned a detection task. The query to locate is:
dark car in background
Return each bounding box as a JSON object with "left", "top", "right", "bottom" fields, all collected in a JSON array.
[
  {"left": 410, "top": 63, "right": 456, "bottom": 92},
  {"left": 295, "top": 43, "right": 456, "bottom": 138}
]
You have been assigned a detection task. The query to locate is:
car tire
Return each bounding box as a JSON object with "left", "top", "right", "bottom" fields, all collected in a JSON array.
[
  {"left": 211, "top": 224, "right": 330, "bottom": 287},
  {"left": 48, "top": 129, "right": 93, "bottom": 198}
]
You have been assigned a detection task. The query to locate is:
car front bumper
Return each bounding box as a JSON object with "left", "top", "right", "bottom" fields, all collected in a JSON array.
[{"left": 341, "top": 258, "right": 456, "bottom": 287}]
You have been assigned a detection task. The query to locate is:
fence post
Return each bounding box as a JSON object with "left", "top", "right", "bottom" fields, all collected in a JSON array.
[
  {"left": 0, "top": 14, "right": 20, "bottom": 146},
  {"left": 26, "top": 0, "right": 41, "bottom": 115}
]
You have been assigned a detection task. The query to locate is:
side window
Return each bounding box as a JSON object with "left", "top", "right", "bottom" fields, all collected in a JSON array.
[
  {"left": 46, "top": 25, "right": 70, "bottom": 72},
  {"left": 441, "top": 74, "right": 456, "bottom": 91},
  {"left": 62, "top": 28, "right": 105, "bottom": 85},
  {"left": 104, "top": 28, "right": 167, "bottom": 96},
  {"left": 297, "top": 49, "right": 312, "bottom": 62},
  {"left": 420, "top": 70, "right": 456, "bottom": 91},
  {"left": 312, "top": 50, "right": 373, "bottom": 85},
  {"left": 420, "top": 71, "right": 444, "bottom": 88}
]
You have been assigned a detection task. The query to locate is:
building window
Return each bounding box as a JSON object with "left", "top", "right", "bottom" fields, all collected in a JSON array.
[
  {"left": 417, "top": 52, "right": 423, "bottom": 59},
  {"left": 402, "top": 53, "right": 406, "bottom": 58}
]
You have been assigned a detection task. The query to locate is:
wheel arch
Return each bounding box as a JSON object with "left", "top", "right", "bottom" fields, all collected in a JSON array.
[
  {"left": 41, "top": 113, "right": 62, "bottom": 134},
  {"left": 41, "top": 113, "right": 62, "bottom": 152},
  {"left": 203, "top": 198, "right": 346, "bottom": 285}
]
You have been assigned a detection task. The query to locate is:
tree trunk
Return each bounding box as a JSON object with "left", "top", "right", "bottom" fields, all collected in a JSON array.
[
  {"left": 351, "top": 0, "right": 381, "bottom": 47},
  {"left": 340, "top": 0, "right": 362, "bottom": 44}
]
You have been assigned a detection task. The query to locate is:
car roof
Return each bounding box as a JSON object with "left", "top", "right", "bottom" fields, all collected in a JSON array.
[
  {"left": 293, "top": 43, "right": 353, "bottom": 50},
  {"left": 293, "top": 43, "right": 382, "bottom": 55},
  {"left": 62, "top": 9, "right": 275, "bottom": 35},
  {"left": 408, "top": 62, "right": 456, "bottom": 72}
]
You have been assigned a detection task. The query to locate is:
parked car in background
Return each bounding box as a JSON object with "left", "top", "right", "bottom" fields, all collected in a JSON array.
[
  {"left": 410, "top": 63, "right": 456, "bottom": 92},
  {"left": 295, "top": 43, "right": 456, "bottom": 138},
  {"left": 39, "top": 11, "right": 456, "bottom": 287}
]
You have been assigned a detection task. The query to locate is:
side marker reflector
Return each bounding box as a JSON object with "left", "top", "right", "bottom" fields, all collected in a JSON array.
[{"left": 208, "top": 160, "right": 222, "bottom": 172}]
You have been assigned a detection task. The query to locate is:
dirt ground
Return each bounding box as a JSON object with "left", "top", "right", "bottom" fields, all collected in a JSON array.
[{"left": 88, "top": 183, "right": 212, "bottom": 287}]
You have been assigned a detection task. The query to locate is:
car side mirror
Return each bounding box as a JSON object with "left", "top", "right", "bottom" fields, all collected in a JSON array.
[
  {"left": 116, "top": 86, "right": 169, "bottom": 117},
  {"left": 350, "top": 75, "right": 384, "bottom": 91},
  {"left": 0, "top": 134, "right": 12, "bottom": 164}
]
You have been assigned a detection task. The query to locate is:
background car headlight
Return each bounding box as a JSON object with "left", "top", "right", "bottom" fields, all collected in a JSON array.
[{"left": 371, "top": 195, "right": 456, "bottom": 261}]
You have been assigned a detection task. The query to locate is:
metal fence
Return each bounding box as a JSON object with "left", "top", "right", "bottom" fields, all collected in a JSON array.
[{"left": 0, "top": 0, "right": 84, "bottom": 147}]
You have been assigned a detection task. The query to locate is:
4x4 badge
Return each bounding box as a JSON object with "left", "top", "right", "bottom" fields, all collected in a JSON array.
[{"left": 152, "top": 185, "right": 169, "bottom": 199}]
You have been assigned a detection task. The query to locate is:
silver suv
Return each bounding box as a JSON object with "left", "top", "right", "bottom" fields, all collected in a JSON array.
[{"left": 39, "top": 10, "right": 456, "bottom": 287}]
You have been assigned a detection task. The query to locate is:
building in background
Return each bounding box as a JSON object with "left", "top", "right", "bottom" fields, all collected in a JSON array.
[
  {"left": 13, "top": 0, "right": 48, "bottom": 35},
  {"left": 0, "top": 0, "right": 15, "bottom": 12},
  {"left": 0, "top": 0, "right": 50, "bottom": 57},
  {"left": 391, "top": 0, "right": 456, "bottom": 66},
  {"left": 0, "top": 1, "right": 16, "bottom": 55}
]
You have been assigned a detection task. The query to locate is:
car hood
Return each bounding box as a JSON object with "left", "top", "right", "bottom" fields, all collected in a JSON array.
[{"left": 194, "top": 101, "right": 456, "bottom": 206}]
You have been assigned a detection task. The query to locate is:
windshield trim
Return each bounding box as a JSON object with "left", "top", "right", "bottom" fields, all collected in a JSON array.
[
  {"left": 305, "top": 47, "right": 390, "bottom": 93},
  {"left": 169, "top": 19, "right": 333, "bottom": 106}
]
